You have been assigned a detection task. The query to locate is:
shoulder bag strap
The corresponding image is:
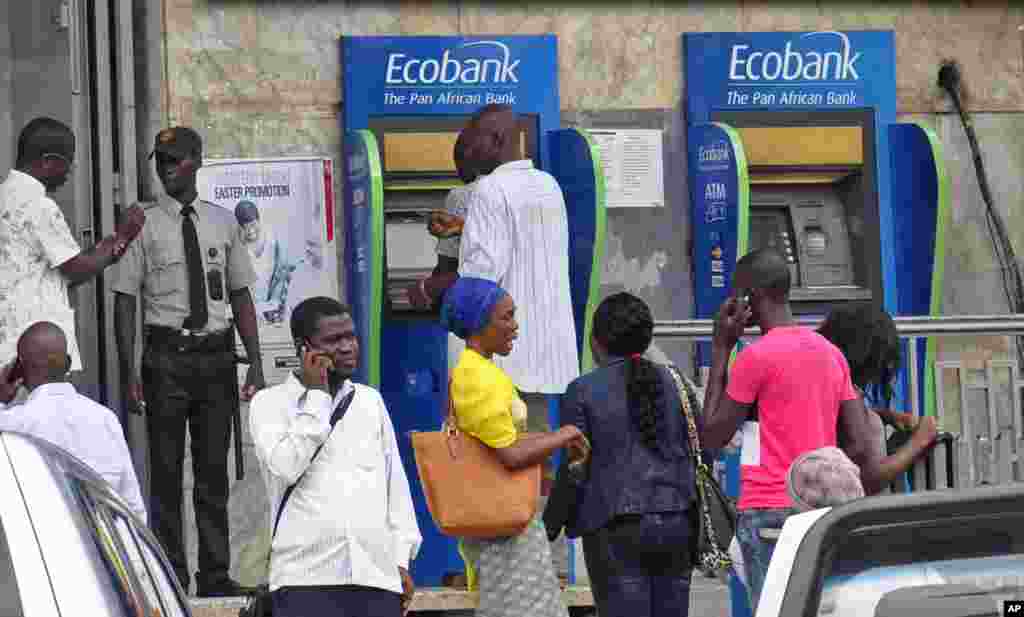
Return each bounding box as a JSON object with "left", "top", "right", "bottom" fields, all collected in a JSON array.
[
  {"left": 445, "top": 378, "right": 461, "bottom": 459},
  {"left": 666, "top": 364, "right": 706, "bottom": 470},
  {"left": 271, "top": 388, "right": 356, "bottom": 538}
]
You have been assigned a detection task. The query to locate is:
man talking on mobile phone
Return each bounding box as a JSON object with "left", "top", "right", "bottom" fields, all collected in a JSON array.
[
  {"left": 249, "top": 296, "right": 421, "bottom": 617},
  {"left": 699, "top": 248, "right": 883, "bottom": 614}
]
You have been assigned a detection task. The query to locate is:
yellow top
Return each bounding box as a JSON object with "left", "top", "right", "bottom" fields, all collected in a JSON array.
[{"left": 450, "top": 348, "right": 522, "bottom": 449}]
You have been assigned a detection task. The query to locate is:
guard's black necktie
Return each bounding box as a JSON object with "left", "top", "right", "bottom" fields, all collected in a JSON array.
[{"left": 180, "top": 205, "right": 208, "bottom": 330}]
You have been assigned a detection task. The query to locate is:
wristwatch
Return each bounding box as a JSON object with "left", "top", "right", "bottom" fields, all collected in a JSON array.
[
  {"left": 110, "top": 235, "right": 128, "bottom": 260},
  {"left": 418, "top": 279, "right": 432, "bottom": 305}
]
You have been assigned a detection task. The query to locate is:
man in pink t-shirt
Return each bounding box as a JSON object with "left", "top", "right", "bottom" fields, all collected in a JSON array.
[{"left": 700, "top": 248, "right": 882, "bottom": 613}]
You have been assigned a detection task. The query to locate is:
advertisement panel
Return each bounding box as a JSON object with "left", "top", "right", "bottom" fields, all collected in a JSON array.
[{"left": 198, "top": 157, "right": 337, "bottom": 385}]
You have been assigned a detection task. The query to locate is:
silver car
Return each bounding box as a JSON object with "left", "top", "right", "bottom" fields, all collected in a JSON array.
[
  {"left": 756, "top": 481, "right": 1024, "bottom": 617},
  {"left": 0, "top": 430, "right": 191, "bottom": 616}
]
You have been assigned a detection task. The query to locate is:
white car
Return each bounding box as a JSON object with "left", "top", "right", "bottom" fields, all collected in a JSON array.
[
  {"left": 0, "top": 430, "right": 191, "bottom": 616},
  {"left": 755, "top": 482, "right": 1024, "bottom": 617}
]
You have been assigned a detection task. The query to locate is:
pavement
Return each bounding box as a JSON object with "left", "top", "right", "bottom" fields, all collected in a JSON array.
[
  {"left": 690, "top": 571, "right": 733, "bottom": 616},
  {"left": 189, "top": 574, "right": 732, "bottom": 617}
]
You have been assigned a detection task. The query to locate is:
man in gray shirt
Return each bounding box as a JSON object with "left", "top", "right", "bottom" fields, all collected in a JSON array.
[{"left": 112, "top": 126, "right": 264, "bottom": 597}]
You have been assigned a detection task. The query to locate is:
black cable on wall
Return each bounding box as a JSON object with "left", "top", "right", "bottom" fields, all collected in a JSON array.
[{"left": 938, "top": 61, "right": 1024, "bottom": 370}]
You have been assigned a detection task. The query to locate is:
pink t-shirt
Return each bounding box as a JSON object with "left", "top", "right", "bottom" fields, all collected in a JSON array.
[{"left": 726, "top": 326, "right": 859, "bottom": 510}]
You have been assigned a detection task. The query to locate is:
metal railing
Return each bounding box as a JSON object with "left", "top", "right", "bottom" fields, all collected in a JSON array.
[
  {"left": 652, "top": 314, "right": 1024, "bottom": 490},
  {"left": 653, "top": 314, "right": 1024, "bottom": 339}
]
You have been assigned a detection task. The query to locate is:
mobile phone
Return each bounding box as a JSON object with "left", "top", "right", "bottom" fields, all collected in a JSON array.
[{"left": 8, "top": 358, "right": 23, "bottom": 383}]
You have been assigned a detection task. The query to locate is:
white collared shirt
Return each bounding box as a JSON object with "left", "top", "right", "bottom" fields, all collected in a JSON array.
[
  {"left": 459, "top": 160, "right": 580, "bottom": 393},
  {"left": 0, "top": 170, "right": 83, "bottom": 370},
  {"left": 0, "top": 383, "right": 146, "bottom": 521},
  {"left": 249, "top": 374, "right": 421, "bottom": 593}
]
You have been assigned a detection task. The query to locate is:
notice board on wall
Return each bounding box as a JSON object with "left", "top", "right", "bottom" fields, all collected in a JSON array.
[{"left": 589, "top": 128, "right": 664, "bottom": 208}]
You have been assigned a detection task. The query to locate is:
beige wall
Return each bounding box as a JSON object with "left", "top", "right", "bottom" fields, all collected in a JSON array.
[{"left": 163, "top": 1, "right": 1024, "bottom": 136}]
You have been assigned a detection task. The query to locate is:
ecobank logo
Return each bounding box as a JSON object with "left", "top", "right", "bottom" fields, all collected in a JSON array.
[
  {"left": 698, "top": 141, "right": 730, "bottom": 164},
  {"left": 385, "top": 40, "right": 520, "bottom": 86},
  {"left": 728, "top": 31, "right": 861, "bottom": 82}
]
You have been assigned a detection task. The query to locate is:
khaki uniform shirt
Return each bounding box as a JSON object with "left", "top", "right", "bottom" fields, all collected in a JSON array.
[{"left": 112, "top": 195, "right": 256, "bottom": 333}]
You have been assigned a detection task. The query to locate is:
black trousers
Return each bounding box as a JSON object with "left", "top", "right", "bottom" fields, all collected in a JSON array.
[
  {"left": 142, "top": 344, "right": 236, "bottom": 589},
  {"left": 271, "top": 585, "right": 402, "bottom": 617},
  {"left": 582, "top": 511, "right": 695, "bottom": 617}
]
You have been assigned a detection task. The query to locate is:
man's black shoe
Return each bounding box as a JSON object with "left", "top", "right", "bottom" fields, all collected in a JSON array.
[{"left": 195, "top": 578, "right": 258, "bottom": 598}]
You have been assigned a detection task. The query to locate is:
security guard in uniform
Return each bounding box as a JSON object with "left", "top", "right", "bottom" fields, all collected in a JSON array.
[{"left": 112, "top": 126, "right": 264, "bottom": 597}]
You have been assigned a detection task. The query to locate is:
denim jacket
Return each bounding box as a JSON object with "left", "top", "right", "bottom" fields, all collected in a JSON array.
[{"left": 548, "top": 358, "right": 699, "bottom": 538}]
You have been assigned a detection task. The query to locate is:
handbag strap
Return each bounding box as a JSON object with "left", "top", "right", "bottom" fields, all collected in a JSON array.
[
  {"left": 444, "top": 378, "right": 462, "bottom": 459},
  {"left": 666, "top": 365, "right": 706, "bottom": 471},
  {"left": 271, "top": 388, "right": 356, "bottom": 538}
]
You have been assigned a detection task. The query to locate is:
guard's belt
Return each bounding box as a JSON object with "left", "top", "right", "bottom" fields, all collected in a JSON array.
[{"left": 145, "top": 325, "right": 232, "bottom": 353}]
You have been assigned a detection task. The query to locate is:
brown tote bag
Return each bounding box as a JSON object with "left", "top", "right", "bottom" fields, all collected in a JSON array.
[{"left": 410, "top": 383, "right": 541, "bottom": 539}]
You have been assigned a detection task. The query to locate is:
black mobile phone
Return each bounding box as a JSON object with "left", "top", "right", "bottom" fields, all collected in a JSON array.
[{"left": 8, "top": 358, "right": 23, "bottom": 383}]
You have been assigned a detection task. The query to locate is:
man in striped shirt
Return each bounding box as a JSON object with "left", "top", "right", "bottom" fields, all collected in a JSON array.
[
  {"left": 417, "top": 104, "right": 579, "bottom": 435},
  {"left": 416, "top": 103, "right": 580, "bottom": 578}
]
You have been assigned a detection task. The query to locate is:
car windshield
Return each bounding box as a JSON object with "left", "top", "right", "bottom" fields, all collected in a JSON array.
[{"left": 815, "top": 513, "right": 1024, "bottom": 617}]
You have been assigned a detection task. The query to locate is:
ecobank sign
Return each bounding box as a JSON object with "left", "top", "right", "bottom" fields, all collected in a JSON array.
[
  {"left": 728, "top": 31, "right": 860, "bottom": 83},
  {"left": 343, "top": 35, "right": 559, "bottom": 145},
  {"left": 385, "top": 40, "right": 520, "bottom": 86},
  {"left": 684, "top": 30, "right": 895, "bottom": 112},
  {"left": 343, "top": 37, "right": 558, "bottom": 110}
]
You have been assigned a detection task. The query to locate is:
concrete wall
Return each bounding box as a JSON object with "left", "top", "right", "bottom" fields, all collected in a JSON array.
[
  {"left": 149, "top": 0, "right": 1024, "bottom": 585},
  {"left": 0, "top": 3, "right": 12, "bottom": 175}
]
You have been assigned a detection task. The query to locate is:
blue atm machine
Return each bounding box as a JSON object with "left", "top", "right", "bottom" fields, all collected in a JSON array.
[
  {"left": 684, "top": 31, "right": 951, "bottom": 616},
  {"left": 340, "top": 35, "right": 606, "bottom": 586}
]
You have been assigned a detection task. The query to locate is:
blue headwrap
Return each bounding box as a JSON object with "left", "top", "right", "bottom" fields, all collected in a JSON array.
[{"left": 440, "top": 277, "right": 509, "bottom": 340}]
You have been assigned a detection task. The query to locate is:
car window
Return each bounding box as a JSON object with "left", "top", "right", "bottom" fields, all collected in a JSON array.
[
  {"left": 135, "top": 534, "right": 188, "bottom": 617},
  {"left": 0, "top": 515, "right": 25, "bottom": 617},
  {"left": 816, "top": 515, "right": 1024, "bottom": 617},
  {"left": 72, "top": 483, "right": 152, "bottom": 617},
  {"left": 114, "top": 514, "right": 188, "bottom": 617},
  {"left": 110, "top": 514, "right": 166, "bottom": 617},
  {"left": 5, "top": 434, "right": 191, "bottom": 617}
]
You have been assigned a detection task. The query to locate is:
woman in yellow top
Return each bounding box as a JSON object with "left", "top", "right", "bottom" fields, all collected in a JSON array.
[{"left": 441, "top": 276, "right": 586, "bottom": 617}]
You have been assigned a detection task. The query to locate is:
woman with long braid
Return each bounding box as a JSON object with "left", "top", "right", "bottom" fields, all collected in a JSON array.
[{"left": 557, "top": 292, "right": 699, "bottom": 617}]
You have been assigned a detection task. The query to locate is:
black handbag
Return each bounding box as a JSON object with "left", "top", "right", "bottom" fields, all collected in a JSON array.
[
  {"left": 666, "top": 365, "right": 736, "bottom": 574},
  {"left": 239, "top": 389, "right": 356, "bottom": 617}
]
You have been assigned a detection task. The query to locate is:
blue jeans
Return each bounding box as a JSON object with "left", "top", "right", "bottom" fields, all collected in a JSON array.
[
  {"left": 736, "top": 508, "right": 793, "bottom": 614},
  {"left": 582, "top": 511, "right": 695, "bottom": 617}
]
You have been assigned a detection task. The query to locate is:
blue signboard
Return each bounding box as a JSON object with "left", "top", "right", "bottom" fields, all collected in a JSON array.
[
  {"left": 689, "top": 123, "right": 749, "bottom": 322},
  {"left": 342, "top": 35, "right": 560, "bottom": 168},
  {"left": 684, "top": 30, "right": 896, "bottom": 120}
]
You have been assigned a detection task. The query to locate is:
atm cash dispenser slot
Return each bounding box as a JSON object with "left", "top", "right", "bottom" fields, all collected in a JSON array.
[{"left": 369, "top": 116, "right": 538, "bottom": 318}]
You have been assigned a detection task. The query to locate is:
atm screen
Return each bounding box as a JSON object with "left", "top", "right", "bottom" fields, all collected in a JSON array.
[{"left": 383, "top": 213, "right": 439, "bottom": 315}]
